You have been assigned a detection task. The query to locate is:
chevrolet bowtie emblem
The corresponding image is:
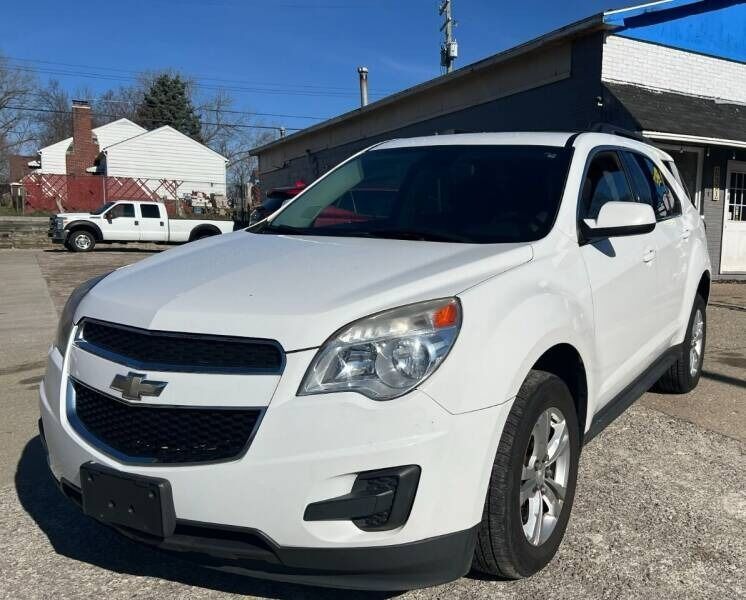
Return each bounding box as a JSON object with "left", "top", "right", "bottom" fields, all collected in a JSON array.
[{"left": 110, "top": 372, "right": 167, "bottom": 401}]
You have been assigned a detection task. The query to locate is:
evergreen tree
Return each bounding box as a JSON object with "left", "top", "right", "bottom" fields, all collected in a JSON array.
[{"left": 136, "top": 74, "right": 202, "bottom": 142}]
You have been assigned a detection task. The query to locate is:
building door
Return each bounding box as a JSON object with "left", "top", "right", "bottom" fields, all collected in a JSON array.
[{"left": 721, "top": 161, "right": 746, "bottom": 273}]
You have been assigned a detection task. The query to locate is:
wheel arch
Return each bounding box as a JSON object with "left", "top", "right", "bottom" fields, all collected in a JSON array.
[
  {"left": 532, "top": 344, "right": 589, "bottom": 442},
  {"left": 189, "top": 224, "right": 221, "bottom": 241},
  {"left": 65, "top": 221, "right": 103, "bottom": 241},
  {"left": 697, "top": 270, "right": 711, "bottom": 304}
]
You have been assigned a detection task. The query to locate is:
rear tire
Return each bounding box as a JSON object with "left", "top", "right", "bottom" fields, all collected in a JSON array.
[
  {"left": 652, "top": 294, "right": 706, "bottom": 394},
  {"left": 68, "top": 230, "right": 95, "bottom": 252},
  {"left": 473, "top": 370, "right": 580, "bottom": 579}
]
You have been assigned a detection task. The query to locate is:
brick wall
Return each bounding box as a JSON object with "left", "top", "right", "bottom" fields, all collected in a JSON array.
[
  {"left": 602, "top": 35, "right": 746, "bottom": 104},
  {"left": 65, "top": 101, "right": 100, "bottom": 176}
]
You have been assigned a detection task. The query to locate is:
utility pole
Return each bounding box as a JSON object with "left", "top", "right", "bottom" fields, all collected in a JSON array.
[{"left": 439, "top": 0, "right": 458, "bottom": 73}]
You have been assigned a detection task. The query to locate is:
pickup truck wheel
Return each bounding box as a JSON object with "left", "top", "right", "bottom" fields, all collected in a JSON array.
[
  {"left": 653, "top": 294, "right": 706, "bottom": 394},
  {"left": 473, "top": 370, "right": 580, "bottom": 579},
  {"left": 68, "top": 230, "right": 95, "bottom": 252}
]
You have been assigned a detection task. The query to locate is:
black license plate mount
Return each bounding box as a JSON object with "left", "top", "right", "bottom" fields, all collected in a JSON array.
[{"left": 80, "top": 461, "right": 176, "bottom": 538}]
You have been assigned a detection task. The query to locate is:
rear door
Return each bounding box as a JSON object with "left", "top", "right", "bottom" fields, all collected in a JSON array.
[
  {"left": 101, "top": 202, "right": 139, "bottom": 241},
  {"left": 578, "top": 150, "right": 660, "bottom": 407},
  {"left": 623, "top": 151, "right": 690, "bottom": 340},
  {"left": 138, "top": 203, "right": 168, "bottom": 242}
]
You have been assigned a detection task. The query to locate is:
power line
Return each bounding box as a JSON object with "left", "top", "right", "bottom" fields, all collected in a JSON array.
[
  {"left": 3, "top": 105, "right": 301, "bottom": 132},
  {"left": 5, "top": 60, "right": 391, "bottom": 100},
  {"left": 5, "top": 55, "right": 399, "bottom": 94},
  {"left": 23, "top": 92, "right": 325, "bottom": 121}
]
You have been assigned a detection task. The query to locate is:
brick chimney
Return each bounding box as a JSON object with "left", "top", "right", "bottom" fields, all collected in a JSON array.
[{"left": 65, "top": 100, "right": 100, "bottom": 176}]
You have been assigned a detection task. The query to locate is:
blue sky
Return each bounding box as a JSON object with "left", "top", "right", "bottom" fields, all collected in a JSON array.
[{"left": 3, "top": 0, "right": 632, "bottom": 131}]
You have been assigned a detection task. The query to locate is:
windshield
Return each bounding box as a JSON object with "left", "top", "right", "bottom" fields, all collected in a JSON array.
[
  {"left": 91, "top": 202, "right": 115, "bottom": 215},
  {"left": 258, "top": 145, "right": 572, "bottom": 243}
]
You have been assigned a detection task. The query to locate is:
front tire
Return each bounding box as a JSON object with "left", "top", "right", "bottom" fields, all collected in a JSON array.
[
  {"left": 473, "top": 370, "right": 580, "bottom": 579},
  {"left": 68, "top": 230, "right": 95, "bottom": 252},
  {"left": 653, "top": 294, "right": 706, "bottom": 394}
]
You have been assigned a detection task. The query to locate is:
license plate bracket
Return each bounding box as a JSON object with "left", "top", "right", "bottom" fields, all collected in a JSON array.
[{"left": 80, "top": 462, "right": 176, "bottom": 538}]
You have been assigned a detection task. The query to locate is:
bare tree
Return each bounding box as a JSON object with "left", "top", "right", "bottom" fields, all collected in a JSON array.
[
  {"left": 197, "top": 89, "right": 279, "bottom": 184},
  {"left": 0, "top": 53, "right": 37, "bottom": 181},
  {"left": 34, "top": 79, "right": 72, "bottom": 146}
]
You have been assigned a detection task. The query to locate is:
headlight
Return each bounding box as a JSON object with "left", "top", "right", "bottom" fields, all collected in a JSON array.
[
  {"left": 55, "top": 272, "right": 111, "bottom": 355},
  {"left": 299, "top": 298, "right": 461, "bottom": 400}
]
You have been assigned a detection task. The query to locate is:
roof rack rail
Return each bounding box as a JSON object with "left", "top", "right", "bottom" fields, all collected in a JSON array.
[{"left": 588, "top": 123, "right": 645, "bottom": 142}]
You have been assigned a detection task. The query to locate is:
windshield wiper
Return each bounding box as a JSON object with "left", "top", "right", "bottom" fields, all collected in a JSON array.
[
  {"left": 254, "top": 222, "right": 310, "bottom": 235},
  {"left": 362, "top": 228, "right": 469, "bottom": 243}
]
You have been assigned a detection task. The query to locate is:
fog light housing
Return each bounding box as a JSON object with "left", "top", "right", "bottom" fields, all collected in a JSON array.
[{"left": 304, "top": 465, "right": 421, "bottom": 532}]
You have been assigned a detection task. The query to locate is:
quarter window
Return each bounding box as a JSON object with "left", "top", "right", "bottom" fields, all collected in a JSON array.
[
  {"left": 626, "top": 153, "right": 681, "bottom": 220},
  {"left": 580, "top": 151, "right": 634, "bottom": 219},
  {"left": 140, "top": 204, "right": 160, "bottom": 219}
]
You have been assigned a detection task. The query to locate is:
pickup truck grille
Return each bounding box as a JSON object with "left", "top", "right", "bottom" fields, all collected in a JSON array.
[
  {"left": 71, "top": 381, "right": 262, "bottom": 464},
  {"left": 77, "top": 319, "right": 284, "bottom": 374}
]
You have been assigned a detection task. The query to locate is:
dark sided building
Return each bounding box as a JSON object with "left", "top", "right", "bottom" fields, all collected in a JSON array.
[{"left": 251, "top": 0, "right": 746, "bottom": 279}]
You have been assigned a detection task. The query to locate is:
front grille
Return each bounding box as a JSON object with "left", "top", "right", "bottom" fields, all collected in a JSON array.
[
  {"left": 78, "top": 319, "right": 284, "bottom": 374},
  {"left": 72, "top": 381, "right": 262, "bottom": 464}
]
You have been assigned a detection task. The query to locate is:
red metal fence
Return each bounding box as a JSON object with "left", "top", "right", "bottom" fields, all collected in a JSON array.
[{"left": 21, "top": 174, "right": 189, "bottom": 214}]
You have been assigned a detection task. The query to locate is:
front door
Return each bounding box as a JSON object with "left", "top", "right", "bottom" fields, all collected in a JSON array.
[
  {"left": 721, "top": 161, "right": 746, "bottom": 273},
  {"left": 578, "top": 150, "right": 661, "bottom": 408},
  {"left": 101, "top": 202, "right": 139, "bottom": 241}
]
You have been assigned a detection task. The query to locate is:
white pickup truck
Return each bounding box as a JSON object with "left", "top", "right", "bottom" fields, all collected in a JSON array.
[{"left": 48, "top": 200, "right": 235, "bottom": 252}]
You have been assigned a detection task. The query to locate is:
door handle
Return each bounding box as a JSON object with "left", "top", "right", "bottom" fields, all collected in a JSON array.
[
  {"left": 642, "top": 248, "right": 656, "bottom": 263},
  {"left": 681, "top": 226, "right": 691, "bottom": 240},
  {"left": 160, "top": 221, "right": 164, "bottom": 226},
  {"left": 134, "top": 220, "right": 139, "bottom": 226}
]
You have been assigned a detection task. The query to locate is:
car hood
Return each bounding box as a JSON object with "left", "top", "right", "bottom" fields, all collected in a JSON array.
[
  {"left": 77, "top": 230, "right": 533, "bottom": 350},
  {"left": 58, "top": 213, "right": 93, "bottom": 220}
]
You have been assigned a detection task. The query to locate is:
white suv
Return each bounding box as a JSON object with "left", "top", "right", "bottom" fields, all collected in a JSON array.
[{"left": 39, "top": 132, "right": 710, "bottom": 590}]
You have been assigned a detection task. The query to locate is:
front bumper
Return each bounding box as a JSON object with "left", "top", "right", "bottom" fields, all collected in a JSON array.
[
  {"left": 48, "top": 472, "right": 477, "bottom": 591},
  {"left": 39, "top": 344, "right": 510, "bottom": 589}
]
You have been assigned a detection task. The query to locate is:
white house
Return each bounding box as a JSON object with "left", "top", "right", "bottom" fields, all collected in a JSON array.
[
  {"left": 32, "top": 100, "right": 228, "bottom": 197},
  {"left": 101, "top": 126, "right": 228, "bottom": 196},
  {"left": 37, "top": 118, "right": 147, "bottom": 175}
]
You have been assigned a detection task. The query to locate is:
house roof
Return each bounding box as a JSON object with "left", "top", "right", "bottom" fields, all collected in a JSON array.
[
  {"left": 37, "top": 117, "right": 146, "bottom": 155},
  {"left": 606, "top": 81, "right": 746, "bottom": 143},
  {"left": 101, "top": 125, "right": 228, "bottom": 162}
]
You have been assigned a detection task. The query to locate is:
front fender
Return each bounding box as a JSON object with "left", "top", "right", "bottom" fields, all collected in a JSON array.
[
  {"left": 64, "top": 220, "right": 103, "bottom": 241},
  {"left": 420, "top": 244, "right": 595, "bottom": 421}
]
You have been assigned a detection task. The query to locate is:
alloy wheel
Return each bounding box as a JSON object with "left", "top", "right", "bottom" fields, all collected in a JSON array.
[
  {"left": 75, "top": 235, "right": 91, "bottom": 250},
  {"left": 520, "top": 407, "right": 571, "bottom": 546}
]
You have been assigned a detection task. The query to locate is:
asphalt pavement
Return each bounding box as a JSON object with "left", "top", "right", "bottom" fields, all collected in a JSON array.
[{"left": 0, "top": 248, "right": 744, "bottom": 600}]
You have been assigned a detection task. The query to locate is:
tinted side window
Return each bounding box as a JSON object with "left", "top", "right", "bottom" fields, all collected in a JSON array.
[
  {"left": 628, "top": 154, "right": 681, "bottom": 220},
  {"left": 140, "top": 204, "right": 160, "bottom": 219},
  {"left": 108, "top": 203, "right": 135, "bottom": 218},
  {"left": 621, "top": 152, "right": 653, "bottom": 206},
  {"left": 581, "top": 151, "right": 634, "bottom": 219}
]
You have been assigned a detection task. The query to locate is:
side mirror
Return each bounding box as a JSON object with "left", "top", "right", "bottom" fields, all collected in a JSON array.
[{"left": 580, "top": 201, "right": 655, "bottom": 241}]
